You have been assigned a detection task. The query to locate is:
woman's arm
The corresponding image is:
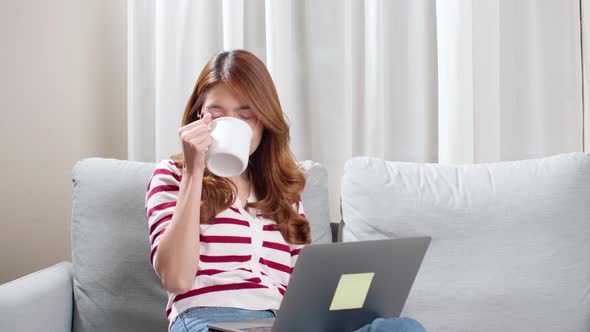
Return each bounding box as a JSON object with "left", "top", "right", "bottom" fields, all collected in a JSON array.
[
  {"left": 154, "top": 168, "right": 204, "bottom": 294},
  {"left": 154, "top": 113, "right": 213, "bottom": 293}
]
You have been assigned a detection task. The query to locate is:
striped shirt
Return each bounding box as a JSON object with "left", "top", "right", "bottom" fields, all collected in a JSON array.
[{"left": 145, "top": 160, "right": 306, "bottom": 330}]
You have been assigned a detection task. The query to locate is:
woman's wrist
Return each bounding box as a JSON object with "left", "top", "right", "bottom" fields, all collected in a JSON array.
[{"left": 183, "top": 164, "right": 206, "bottom": 177}]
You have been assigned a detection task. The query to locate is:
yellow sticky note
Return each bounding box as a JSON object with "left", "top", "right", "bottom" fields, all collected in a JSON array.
[{"left": 329, "top": 272, "right": 375, "bottom": 311}]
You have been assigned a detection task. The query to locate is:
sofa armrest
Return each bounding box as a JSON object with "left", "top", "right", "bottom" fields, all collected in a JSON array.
[{"left": 0, "top": 261, "right": 74, "bottom": 332}]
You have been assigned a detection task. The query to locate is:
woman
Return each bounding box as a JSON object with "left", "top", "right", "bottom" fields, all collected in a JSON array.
[{"left": 145, "top": 49, "right": 427, "bottom": 332}]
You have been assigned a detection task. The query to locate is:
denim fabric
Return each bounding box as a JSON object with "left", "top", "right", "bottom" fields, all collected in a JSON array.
[
  {"left": 170, "top": 307, "right": 427, "bottom": 332},
  {"left": 354, "top": 317, "right": 427, "bottom": 332},
  {"left": 170, "top": 307, "right": 275, "bottom": 332}
]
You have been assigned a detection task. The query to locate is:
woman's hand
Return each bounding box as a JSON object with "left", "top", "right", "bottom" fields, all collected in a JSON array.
[{"left": 179, "top": 113, "right": 213, "bottom": 174}]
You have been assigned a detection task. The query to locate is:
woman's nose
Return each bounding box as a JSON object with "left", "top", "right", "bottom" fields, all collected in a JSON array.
[{"left": 220, "top": 111, "right": 239, "bottom": 118}]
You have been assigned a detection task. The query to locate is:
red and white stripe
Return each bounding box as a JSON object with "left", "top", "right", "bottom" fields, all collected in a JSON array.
[{"left": 145, "top": 160, "right": 306, "bottom": 329}]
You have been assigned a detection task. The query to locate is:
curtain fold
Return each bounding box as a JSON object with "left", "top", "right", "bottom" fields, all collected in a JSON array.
[
  {"left": 128, "top": 0, "right": 156, "bottom": 162},
  {"left": 222, "top": 0, "right": 244, "bottom": 50},
  {"left": 436, "top": 0, "right": 582, "bottom": 163},
  {"left": 583, "top": 0, "right": 590, "bottom": 152},
  {"left": 128, "top": 0, "right": 584, "bottom": 221}
]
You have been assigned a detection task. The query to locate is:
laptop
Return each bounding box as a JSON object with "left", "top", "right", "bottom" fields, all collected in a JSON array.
[{"left": 207, "top": 237, "right": 431, "bottom": 332}]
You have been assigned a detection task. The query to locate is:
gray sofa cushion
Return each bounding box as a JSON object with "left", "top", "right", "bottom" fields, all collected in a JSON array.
[
  {"left": 71, "top": 158, "right": 330, "bottom": 332},
  {"left": 72, "top": 159, "right": 168, "bottom": 332},
  {"left": 299, "top": 160, "right": 332, "bottom": 244},
  {"left": 340, "top": 153, "right": 590, "bottom": 332}
]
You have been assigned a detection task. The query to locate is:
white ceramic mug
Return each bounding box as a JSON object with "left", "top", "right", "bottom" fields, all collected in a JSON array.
[{"left": 206, "top": 117, "right": 253, "bottom": 177}]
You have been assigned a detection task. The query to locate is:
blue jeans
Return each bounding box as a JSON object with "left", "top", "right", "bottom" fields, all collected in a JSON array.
[{"left": 170, "top": 307, "right": 427, "bottom": 332}]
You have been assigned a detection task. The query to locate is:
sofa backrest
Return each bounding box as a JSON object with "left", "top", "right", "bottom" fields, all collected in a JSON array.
[
  {"left": 71, "top": 158, "right": 330, "bottom": 332},
  {"left": 340, "top": 152, "right": 590, "bottom": 332}
]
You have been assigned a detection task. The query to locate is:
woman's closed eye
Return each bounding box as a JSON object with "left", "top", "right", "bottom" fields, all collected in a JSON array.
[
  {"left": 209, "top": 109, "right": 224, "bottom": 119},
  {"left": 203, "top": 108, "right": 258, "bottom": 124},
  {"left": 239, "top": 112, "right": 255, "bottom": 120}
]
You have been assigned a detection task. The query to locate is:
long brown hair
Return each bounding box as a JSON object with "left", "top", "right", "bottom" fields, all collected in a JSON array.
[{"left": 170, "top": 50, "right": 310, "bottom": 244}]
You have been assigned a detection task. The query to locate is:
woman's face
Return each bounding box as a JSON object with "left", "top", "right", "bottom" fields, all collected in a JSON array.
[{"left": 201, "top": 84, "right": 264, "bottom": 156}]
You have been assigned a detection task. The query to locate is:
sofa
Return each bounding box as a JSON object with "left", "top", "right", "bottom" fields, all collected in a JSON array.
[{"left": 1, "top": 152, "right": 589, "bottom": 332}]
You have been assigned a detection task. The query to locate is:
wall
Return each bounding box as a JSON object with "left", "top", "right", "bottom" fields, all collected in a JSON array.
[{"left": 0, "top": 0, "right": 127, "bottom": 283}]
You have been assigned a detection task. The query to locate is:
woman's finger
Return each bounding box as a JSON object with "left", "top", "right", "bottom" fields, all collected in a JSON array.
[
  {"left": 201, "top": 112, "right": 212, "bottom": 124},
  {"left": 188, "top": 133, "right": 212, "bottom": 146},
  {"left": 180, "top": 123, "right": 210, "bottom": 141},
  {"left": 179, "top": 112, "right": 212, "bottom": 132}
]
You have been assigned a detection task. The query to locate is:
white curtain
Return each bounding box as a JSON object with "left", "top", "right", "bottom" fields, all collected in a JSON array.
[
  {"left": 128, "top": 0, "right": 584, "bottom": 222},
  {"left": 437, "top": 0, "right": 583, "bottom": 163},
  {"left": 583, "top": 0, "right": 590, "bottom": 151}
]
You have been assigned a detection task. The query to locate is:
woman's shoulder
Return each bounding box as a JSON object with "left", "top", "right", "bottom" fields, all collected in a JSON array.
[
  {"left": 154, "top": 159, "right": 183, "bottom": 172},
  {"left": 148, "top": 159, "right": 183, "bottom": 186}
]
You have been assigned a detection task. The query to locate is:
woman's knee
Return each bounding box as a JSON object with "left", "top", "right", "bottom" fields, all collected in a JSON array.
[{"left": 371, "top": 317, "right": 427, "bottom": 332}]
